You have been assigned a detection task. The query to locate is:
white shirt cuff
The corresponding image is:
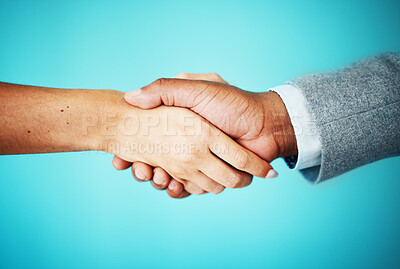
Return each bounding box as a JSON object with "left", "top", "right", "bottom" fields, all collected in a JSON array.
[{"left": 270, "top": 84, "right": 321, "bottom": 170}]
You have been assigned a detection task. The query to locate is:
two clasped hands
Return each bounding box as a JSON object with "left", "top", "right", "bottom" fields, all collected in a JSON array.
[{"left": 111, "top": 73, "right": 297, "bottom": 198}]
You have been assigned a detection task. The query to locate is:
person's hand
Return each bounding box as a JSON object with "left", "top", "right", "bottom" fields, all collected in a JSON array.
[
  {"left": 114, "top": 73, "right": 241, "bottom": 198},
  {"left": 114, "top": 73, "right": 297, "bottom": 198},
  {"left": 110, "top": 101, "right": 274, "bottom": 195}
]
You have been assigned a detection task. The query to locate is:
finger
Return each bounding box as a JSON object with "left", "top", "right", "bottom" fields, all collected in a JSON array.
[
  {"left": 166, "top": 179, "right": 185, "bottom": 197},
  {"left": 168, "top": 189, "right": 191, "bottom": 199},
  {"left": 131, "top": 162, "right": 154, "bottom": 182},
  {"left": 112, "top": 155, "right": 132, "bottom": 170},
  {"left": 175, "top": 190, "right": 191, "bottom": 199},
  {"left": 181, "top": 181, "right": 207, "bottom": 195},
  {"left": 167, "top": 180, "right": 191, "bottom": 199},
  {"left": 167, "top": 179, "right": 205, "bottom": 196},
  {"left": 201, "top": 155, "right": 252, "bottom": 189},
  {"left": 173, "top": 73, "right": 228, "bottom": 84},
  {"left": 185, "top": 171, "right": 225, "bottom": 194},
  {"left": 166, "top": 179, "right": 204, "bottom": 197},
  {"left": 150, "top": 167, "right": 171, "bottom": 190},
  {"left": 210, "top": 133, "right": 277, "bottom": 179}
]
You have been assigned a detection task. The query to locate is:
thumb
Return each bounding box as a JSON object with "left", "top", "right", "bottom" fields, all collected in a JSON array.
[
  {"left": 124, "top": 87, "right": 162, "bottom": 109},
  {"left": 124, "top": 78, "right": 208, "bottom": 109}
]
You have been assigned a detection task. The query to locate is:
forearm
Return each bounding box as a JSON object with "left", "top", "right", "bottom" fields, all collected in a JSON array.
[{"left": 0, "top": 82, "right": 126, "bottom": 155}]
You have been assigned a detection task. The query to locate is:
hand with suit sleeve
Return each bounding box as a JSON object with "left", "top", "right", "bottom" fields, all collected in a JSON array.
[
  {"left": 114, "top": 53, "right": 400, "bottom": 198},
  {"left": 113, "top": 73, "right": 297, "bottom": 198}
]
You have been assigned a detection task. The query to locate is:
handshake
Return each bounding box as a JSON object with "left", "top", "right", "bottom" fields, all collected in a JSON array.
[
  {"left": 109, "top": 73, "right": 298, "bottom": 198},
  {"left": 2, "top": 53, "right": 397, "bottom": 198}
]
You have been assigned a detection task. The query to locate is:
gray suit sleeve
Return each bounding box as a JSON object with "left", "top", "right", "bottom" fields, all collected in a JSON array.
[{"left": 288, "top": 53, "right": 400, "bottom": 183}]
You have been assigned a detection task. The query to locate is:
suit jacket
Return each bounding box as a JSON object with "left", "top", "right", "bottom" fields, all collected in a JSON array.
[{"left": 289, "top": 53, "right": 400, "bottom": 183}]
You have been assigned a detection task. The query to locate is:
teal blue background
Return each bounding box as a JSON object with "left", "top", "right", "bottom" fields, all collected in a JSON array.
[{"left": 1, "top": 0, "right": 400, "bottom": 268}]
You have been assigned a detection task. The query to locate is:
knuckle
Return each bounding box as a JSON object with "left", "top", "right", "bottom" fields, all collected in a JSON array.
[
  {"left": 185, "top": 182, "right": 205, "bottom": 195},
  {"left": 177, "top": 73, "right": 189, "bottom": 79},
  {"left": 180, "top": 152, "right": 196, "bottom": 164},
  {"left": 256, "top": 163, "right": 269, "bottom": 177},
  {"left": 153, "top": 77, "right": 168, "bottom": 87},
  {"left": 208, "top": 73, "right": 222, "bottom": 81},
  {"left": 193, "top": 190, "right": 206, "bottom": 195},
  {"left": 213, "top": 184, "right": 225, "bottom": 194},
  {"left": 241, "top": 173, "right": 253, "bottom": 187},
  {"left": 208, "top": 72, "right": 220, "bottom": 78},
  {"left": 170, "top": 166, "right": 186, "bottom": 177},
  {"left": 233, "top": 149, "right": 250, "bottom": 169},
  {"left": 225, "top": 174, "right": 241, "bottom": 188}
]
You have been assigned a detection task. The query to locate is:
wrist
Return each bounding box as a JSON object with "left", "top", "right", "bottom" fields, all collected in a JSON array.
[
  {"left": 260, "top": 91, "right": 298, "bottom": 158},
  {"left": 89, "top": 90, "right": 145, "bottom": 157},
  {"left": 82, "top": 89, "right": 127, "bottom": 152}
]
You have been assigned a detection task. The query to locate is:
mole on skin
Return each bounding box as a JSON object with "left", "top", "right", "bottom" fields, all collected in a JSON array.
[{"left": 27, "top": 130, "right": 31, "bottom": 133}]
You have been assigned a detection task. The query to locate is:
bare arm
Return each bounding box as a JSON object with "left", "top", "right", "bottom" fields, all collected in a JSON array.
[{"left": 0, "top": 82, "right": 123, "bottom": 154}]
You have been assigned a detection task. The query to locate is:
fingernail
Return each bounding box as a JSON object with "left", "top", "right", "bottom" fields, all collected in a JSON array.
[
  {"left": 153, "top": 174, "right": 164, "bottom": 185},
  {"left": 125, "top": 89, "right": 141, "bottom": 100},
  {"left": 168, "top": 181, "right": 177, "bottom": 191},
  {"left": 135, "top": 169, "right": 146, "bottom": 180},
  {"left": 266, "top": 170, "right": 278, "bottom": 179}
]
